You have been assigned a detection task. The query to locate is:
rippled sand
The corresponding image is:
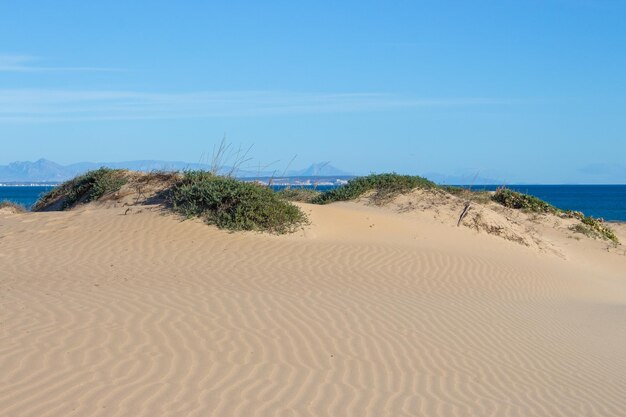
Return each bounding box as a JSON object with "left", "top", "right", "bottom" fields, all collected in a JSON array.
[{"left": 1, "top": 202, "right": 625, "bottom": 417}]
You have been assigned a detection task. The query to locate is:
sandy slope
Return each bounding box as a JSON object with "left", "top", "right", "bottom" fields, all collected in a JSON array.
[{"left": 1, "top": 201, "right": 625, "bottom": 417}]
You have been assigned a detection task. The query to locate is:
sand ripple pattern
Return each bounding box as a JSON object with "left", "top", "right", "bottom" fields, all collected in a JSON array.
[{"left": 1, "top": 206, "right": 626, "bottom": 417}]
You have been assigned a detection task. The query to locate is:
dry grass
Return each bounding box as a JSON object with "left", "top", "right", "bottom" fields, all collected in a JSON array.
[{"left": 0, "top": 201, "right": 26, "bottom": 213}]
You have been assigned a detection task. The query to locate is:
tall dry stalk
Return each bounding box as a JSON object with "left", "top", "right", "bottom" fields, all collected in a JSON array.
[
  {"left": 282, "top": 154, "right": 298, "bottom": 191},
  {"left": 312, "top": 161, "right": 330, "bottom": 191},
  {"left": 207, "top": 136, "right": 253, "bottom": 177},
  {"left": 457, "top": 171, "right": 480, "bottom": 227}
]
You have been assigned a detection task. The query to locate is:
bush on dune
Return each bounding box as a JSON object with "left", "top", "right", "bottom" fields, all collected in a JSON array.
[
  {"left": 312, "top": 173, "right": 436, "bottom": 205},
  {"left": 491, "top": 188, "right": 559, "bottom": 214},
  {"left": 491, "top": 187, "right": 619, "bottom": 243},
  {"left": 28, "top": 167, "right": 619, "bottom": 243},
  {"left": 168, "top": 171, "right": 307, "bottom": 234},
  {"left": 574, "top": 215, "right": 619, "bottom": 243},
  {"left": 33, "top": 168, "right": 128, "bottom": 211}
]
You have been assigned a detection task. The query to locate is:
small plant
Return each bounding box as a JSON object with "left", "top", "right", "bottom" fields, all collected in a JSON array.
[
  {"left": 492, "top": 188, "right": 559, "bottom": 214},
  {"left": 277, "top": 188, "right": 321, "bottom": 203},
  {"left": 570, "top": 223, "right": 598, "bottom": 239},
  {"left": 0, "top": 201, "right": 26, "bottom": 213},
  {"left": 491, "top": 188, "right": 619, "bottom": 243},
  {"left": 33, "top": 168, "right": 128, "bottom": 211},
  {"left": 579, "top": 216, "right": 619, "bottom": 243},
  {"left": 168, "top": 171, "right": 307, "bottom": 234},
  {"left": 312, "top": 173, "right": 436, "bottom": 205}
]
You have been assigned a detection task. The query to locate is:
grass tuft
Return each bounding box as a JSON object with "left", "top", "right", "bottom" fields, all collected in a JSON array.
[
  {"left": 575, "top": 216, "right": 619, "bottom": 243},
  {"left": 33, "top": 167, "right": 128, "bottom": 211},
  {"left": 0, "top": 201, "right": 27, "bottom": 213},
  {"left": 168, "top": 171, "right": 307, "bottom": 234},
  {"left": 312, "top": 173, "right": 436, "bottom": 205}
]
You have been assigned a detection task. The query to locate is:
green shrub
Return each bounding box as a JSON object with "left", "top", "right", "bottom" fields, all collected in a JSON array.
[
  {"left": 569, "top": 223, "right": 598, "bottom": 239},
  {"left": 277, "top": 188, "right": 321, "bottom": 203},
  {"left": 33, "top": 168, "right": 128, "bottom": 211},
  {"left": 312, "top": 173, "right": 436, "bottom": 205},
  {"left": 491, "top": 189, "right": 619, "bottom": 243},
  {"left": 169, "top": 171, "right": 307, "bottom": 234},
  {"left": 492, "top": 188, "right": 559, "bottom": 214}
]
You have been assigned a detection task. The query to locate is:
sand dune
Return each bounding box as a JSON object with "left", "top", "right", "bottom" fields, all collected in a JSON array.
[{"left": 1, "top": 200, "right": 626, "bottom": 416}]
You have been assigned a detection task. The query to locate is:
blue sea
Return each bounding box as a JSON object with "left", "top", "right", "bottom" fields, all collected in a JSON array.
[
  {"left": 0, "top": 186, "right": 55, "bottom": 209},
  {"left": 466, "top": 185, "right": 626, "bottom": 222},
  {"left": 1, "top": 184, "right": 625, "bottom": 222}
]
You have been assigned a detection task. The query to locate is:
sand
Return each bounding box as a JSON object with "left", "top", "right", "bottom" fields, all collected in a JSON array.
[{"left": 1, "top": 198, "right": 626, "bottom": 416}]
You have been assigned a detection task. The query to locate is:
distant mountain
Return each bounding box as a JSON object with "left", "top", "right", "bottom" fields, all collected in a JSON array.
[
  {"left": 0, "top": 159, "right": 70, "bottom": 182},
  {"left": 64, "top": 160, "right": 211, "bottom": 176},
  {"left": 287, "top": 162, "right": 351, "bottom": 177},
  {"left": 0, "top": 159, "right": 353, "bottom": 183}
]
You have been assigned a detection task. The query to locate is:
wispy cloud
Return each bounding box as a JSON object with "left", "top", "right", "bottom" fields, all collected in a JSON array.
[
  {"left": 0, "top": 54, "right": 123, "bottom": 72},
  {"left": 0, "top": 89, "right": 504, "bottom": 123}
]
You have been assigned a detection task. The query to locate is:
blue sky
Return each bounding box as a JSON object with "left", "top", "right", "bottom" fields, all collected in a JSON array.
[{"left": 1, "top": 0, "right": 625, "bottom": 183}]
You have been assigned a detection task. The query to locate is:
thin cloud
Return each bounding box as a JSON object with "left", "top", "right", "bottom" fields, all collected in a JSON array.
[
  {"left": 0, "top": 54, "right": 124, "bottom": 72},
  {"left": 0, "top": 89, "right": 506, "bottom": 123}
]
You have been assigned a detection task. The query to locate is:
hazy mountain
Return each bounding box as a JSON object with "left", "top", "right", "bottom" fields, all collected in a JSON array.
[
  {"left": 0, "top": 159, "right": 353, "bottom": 183},
  {"left": 0, "top": 159, "right": 70, "bottom": 182},
  {"left": 287, "top": 162, "right": 351, "bottom": 177}
]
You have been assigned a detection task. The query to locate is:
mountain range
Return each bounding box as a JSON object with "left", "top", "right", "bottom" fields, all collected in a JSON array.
[
  {"left": 0, "top": 159, "right": 352, "bottom": 183},
  {"left": 12, "top": 159, "right": 608, "bottom": 185}
]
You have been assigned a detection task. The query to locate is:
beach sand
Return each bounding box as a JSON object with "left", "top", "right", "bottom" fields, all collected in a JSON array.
[{"left": 1, "top": 199, "right": 626, "bottom": 416}]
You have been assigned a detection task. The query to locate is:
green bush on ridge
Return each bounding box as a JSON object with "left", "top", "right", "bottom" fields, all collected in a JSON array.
[
  {"left": 491, "top": 187, "right": 618, "bottom": 243},
  {"left": 577, "top": 215, "right": 619, "bottom": 243},
  {"left": 491, "top": 188, "right": 559, "bottom": 214},
  {"left": 312, "top": 173, "right": 436, "bottom": 205},
  {"left": 168, "top": 171, "right": 307, "bottom": 234},
  {"left": 33, "top": 167, "right": 128, "bottom": 211}
]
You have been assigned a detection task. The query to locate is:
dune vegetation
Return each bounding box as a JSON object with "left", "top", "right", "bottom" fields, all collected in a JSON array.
[
  {"left": 491, "top": 188, "right": 559, "bottom": 214},
  {"left": 33, "top": 167, "right": 128, "bottom": 211},
  {"left": 30, "top": 169, "right": 619, "bottom": 243},
  {"left": 312, "top": 173, "right": 436, "bottom": 205},
  {"left": 168, "top": 171, "right": 307, "bottom": 234},
  {"left": 0, "top": 201, "right": 26, "bottom": 213},
  {"left": 489, "top": 187, "right": 618, "bottom": 243}
]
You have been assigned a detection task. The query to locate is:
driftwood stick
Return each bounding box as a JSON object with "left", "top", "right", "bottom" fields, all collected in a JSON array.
[{"left": 457, "top": 202, "right": 471, "bottom": 227}]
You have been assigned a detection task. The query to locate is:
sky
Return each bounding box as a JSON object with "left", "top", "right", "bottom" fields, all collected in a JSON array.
[{"left": 1, "top": 0, "right": 626, "bottom": 183}]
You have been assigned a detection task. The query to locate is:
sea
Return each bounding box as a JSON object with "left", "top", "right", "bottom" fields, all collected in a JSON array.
[
  {"left": 1, "top": 186, "right": 56, "bottom": 209},
  {"left": 1, "top": 184, "right": 625, "bottom": 222},
  {"left": 468, "top": 185, "right": 626, "bottom": 222}
]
